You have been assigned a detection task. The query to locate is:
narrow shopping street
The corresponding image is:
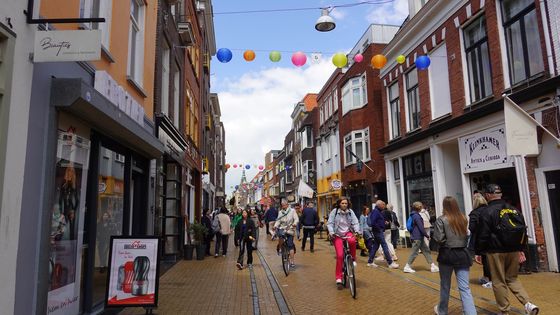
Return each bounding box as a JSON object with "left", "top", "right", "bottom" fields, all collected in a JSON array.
[{"left": 120, "top": 228, "right": 560, "bottom": 315}]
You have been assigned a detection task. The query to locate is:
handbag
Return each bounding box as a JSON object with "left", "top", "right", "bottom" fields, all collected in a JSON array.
[{"left": 357, "top": 235, "right": 366, "bottom": 250}]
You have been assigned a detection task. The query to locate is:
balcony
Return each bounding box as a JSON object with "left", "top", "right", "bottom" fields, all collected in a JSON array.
[{"left": 177, "top": 16, "right": 195, "bottom": 46}]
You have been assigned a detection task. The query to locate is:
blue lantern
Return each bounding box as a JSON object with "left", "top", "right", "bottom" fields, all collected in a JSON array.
[
  {"left": 217, "top": 48, "right": 233, "bottom": 63},
  {"left": 415, "top": 55, "right": 431, "bottom": 70},
  {"left": 235, "top": 185, "right": 239, "bottom": 189},
  {"left": 245, "top": 164, "right": 250, "bottom": 169}
]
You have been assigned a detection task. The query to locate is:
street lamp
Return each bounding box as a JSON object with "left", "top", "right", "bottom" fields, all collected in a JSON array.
[{"left": 315, "top": 8, "right": 336, "bottom": 32}]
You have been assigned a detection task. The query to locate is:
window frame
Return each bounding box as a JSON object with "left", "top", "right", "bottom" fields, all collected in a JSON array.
[
  {"left": 388, "top": 82, "right": 401, "bottom": 139},
  {"left": 463, "top": 15, "right": 493, "bottom": 103},
  {"left": 341, "top": 73, "right": 367, "bottom": 115},
  {"left": 343, "top": 128, "right": 371, "bottom": 166},
  {"left": 405, "top": 68, "right": 421, "bottom": 131},
  {"left": 160, "top": 43, "right": 170, "bottom": 116},
  {"left": 127, "top": 0, "right": 145, "bottom": 86}
]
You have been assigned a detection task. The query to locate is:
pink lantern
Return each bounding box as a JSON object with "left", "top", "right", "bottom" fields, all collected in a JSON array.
[
  {"left": 291, "top": 52, "right": 307, "bottom": 67},
  {"left": 258, "top": 165, "right": 264, "bottom": 170},
  {"left": 353, "top": 54, "right": 364, "bottom": 63},
  {"left": 233, "top": 164, "right": 238, "bottom": 168}
]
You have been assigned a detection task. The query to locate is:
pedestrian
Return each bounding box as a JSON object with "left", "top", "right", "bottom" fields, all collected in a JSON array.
[
  {"left": 383, "top": 204, "right": 399, "bottom": 261},
  {"left": 387, "top": 204, "right": 401, "bottom": 249},
  {"left": 235, "top": 209, "right": 257, "bottom": 269},
  {"left": 232, "top": 208, "right": 243, "bottom": 246},
  {"left": 300, "top": 201, "right": 319, "bottom": 252},
  {"left": 403, "top": 201, "right": 439, "bottom": 273},
  {"left": 468, "top": 192, "right": 493, "bottom": 289},
  {"left": 250, "top": 207, "right": 262, "bottom": 249},
  {"left": 294, "top": 203, "right": 303, "bottom": 241},
  {"left": 273, "top": 199, "right": 299, "bottom": 268},
  {"left": 474, "top": 184, "right": 539, "bottom": 315},
  {"left": 419, "top": 205, "right": 433, "bottom": 250},
  {"left": 433, "top": 196, "right": 476, "bottom": 315},
  {"left": 359, "top": 205, "right": 372, "bottom": 257},
  {"left": 327, "top": 196, "right": 362, "bottom": 289},
  {"left": 265, "top": 204, "right": 279, "bottom": 239},
  {"left": 201, "top": 209, "right": 213, "bottom": 256},
  {"left": 214, "top": 208, "right": 232, "bottom": 257},
  {"left": 367, "top": 200, "right": 399, "bottom": 269}
]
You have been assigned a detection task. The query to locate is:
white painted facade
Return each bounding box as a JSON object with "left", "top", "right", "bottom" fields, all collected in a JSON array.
[{"left": 0, "top": 1, "right": 38, "bottom": 313}]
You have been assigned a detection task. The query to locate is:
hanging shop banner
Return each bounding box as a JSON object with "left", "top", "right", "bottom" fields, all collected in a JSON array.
[
  {"left": 459, "top": 125, "right": 514, "bottom": 173},
  {"left": 34, "top": 30, "right": 101, "bottom": 62},
  {"left": 47, "top": 131, "right": 90, "bottom": 315},
  {"left": 105, "top": 237, "right": 160, "bottom": 308}
]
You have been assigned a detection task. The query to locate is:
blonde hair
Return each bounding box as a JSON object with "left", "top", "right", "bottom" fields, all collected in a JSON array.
[
  {"left": 472, "top": 193, "right": 488, "bottom": 210},
  {"left": 386, "top": 204, "right": 394, "bottom": 211},
  {"left": 412, "top": 201, "right": 423, "bottom": 211}
]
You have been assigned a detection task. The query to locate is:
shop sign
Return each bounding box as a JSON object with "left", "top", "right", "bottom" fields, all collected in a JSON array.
[
  {"left": 330, "top": 179, "right": 342, "bottom": 190},
  {"left": 94, "top": 71, "right": 145, "bottom": 127},
  {"left": 459, "top": 125, "right": 513, "bottom": 173},
  {"left": 106, "top": 237, "right": 160, "bottom": 308},
  {"left": 34, "top": 30, "right": 101, "bottom": 62}
]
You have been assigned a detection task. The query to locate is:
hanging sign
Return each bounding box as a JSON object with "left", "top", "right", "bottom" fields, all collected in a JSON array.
[
  {"left": 331, "top": 179, "right": 342, "bottom": 190},
  {"left": 105, "top": 237, "right": 160, "bottom": 308},
  {"left": 459, "top": 125, "right": 513, "bottom": 173},
  {"left": 34, "top": 30, "right": 101, "bottom": 62}
]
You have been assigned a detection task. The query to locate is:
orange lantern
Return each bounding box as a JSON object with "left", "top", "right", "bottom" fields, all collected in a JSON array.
[
  {"left": 371, "top": 54, "right": 387, "bottom": 69},
  {"left": 243, "top": 50, "right": 256, "bottom": 62}
]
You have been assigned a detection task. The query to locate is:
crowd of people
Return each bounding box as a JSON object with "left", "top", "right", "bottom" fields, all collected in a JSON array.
[{"left": 197, "top": 182, "right": 540, "bottom": 315}]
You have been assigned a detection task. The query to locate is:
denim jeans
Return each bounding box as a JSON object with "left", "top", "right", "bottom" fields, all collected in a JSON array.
[
  {"left": 368, "top": 230, "right": 393, "bottom": 264},
  {"left": 437, "top": 264, "right": 477, "bottom": 315}
]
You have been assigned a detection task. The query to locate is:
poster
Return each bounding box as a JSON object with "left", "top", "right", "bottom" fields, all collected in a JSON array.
[
  {"left": 47, "top": 131, "right": 90, "bottom": 315},
  {"left": 105, "top": 237, "right": 160, "bottom": 307}
]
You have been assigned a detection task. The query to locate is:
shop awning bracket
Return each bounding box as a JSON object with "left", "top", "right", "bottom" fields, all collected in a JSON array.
[{"left": 25, "top": 0, "right": 105, "bottom": 24}]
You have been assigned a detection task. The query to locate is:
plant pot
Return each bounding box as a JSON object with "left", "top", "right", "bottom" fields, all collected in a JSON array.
[
  {"left": 183, "top": 244, "right": 195, "bottom": 260},
  {"left": 195, "top": 244, "right": 206, "bottom": 260}
]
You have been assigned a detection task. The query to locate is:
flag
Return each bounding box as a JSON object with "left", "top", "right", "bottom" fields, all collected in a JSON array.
[
  {"left": 297, "top": 180, "right": 314, "bottom": 198},
  {"left": 504, "top": 97, "right": 538, "bottom": 156},
  {"left": 310, "top": 53, "right": 322, "bottom": 64}
]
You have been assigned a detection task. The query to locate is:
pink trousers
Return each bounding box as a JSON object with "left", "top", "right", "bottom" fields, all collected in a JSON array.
[{"left": 333, "top": 232, "right": 356, "bottom": 281}]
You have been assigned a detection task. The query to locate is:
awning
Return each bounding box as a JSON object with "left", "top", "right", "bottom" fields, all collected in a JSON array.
[{"left": 50, "top": 78, "right": 164, "bottom": 158}]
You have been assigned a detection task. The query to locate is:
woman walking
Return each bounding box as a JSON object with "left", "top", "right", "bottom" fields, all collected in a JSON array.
[
  {"left": 215, "top": 208, "right": 231, "bottom": 257},
  {"left": 433, "top": 196, "right": 476, "bottom": 315},
  {"left": 403, "top": 201, "right": 439, "bottom": 273},
  {"left": 469, "top": 193, "right": 492, "bottom": 288},
  {"left": 359, "top": 206, "right": 372, "bottom": 257},
  {"left": 235, "top": 209, "right": 257, "bottom": 269}
]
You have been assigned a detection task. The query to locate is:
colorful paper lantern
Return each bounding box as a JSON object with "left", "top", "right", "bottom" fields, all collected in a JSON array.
[
  {"left": 291, "top": 52, "right": 307, "bottom": 67},
  {"left": 415, "top": 55, "right": 431, "bottom": 70},
  {"left": 258, "top": 165, "right": 264, "bottom": 170},
  {"left": 216, "top": 48, "right": 232, "bottom": 63},
  {"left": 243, "top": 50, "right": 256, "bottom": 62},
  {"left": 353, "top": 54, "right": 364, "bottom": 63},
  {"left": 225, "top": 163, "right": 231, "bottom": 169},
  {"left": 332, "top": 53, "right": 348, "bottom": 68},
  {"left": 371, "top": 54, "right": 387, "bottom": 69},
  {"left": 233, "top": 164, "right": 238, "bottom": 168},
  {"left": 245, "top": 164, "right": 251, "bottom": 169},
  {"left": 269, "top": 51, "right": 281, "bottom": 62},
  {"left": 396, "top": 54, "right": 406, "bottom": 64},
  {"left": 235, "top": 185, "right": 239, "bottom": 189}
]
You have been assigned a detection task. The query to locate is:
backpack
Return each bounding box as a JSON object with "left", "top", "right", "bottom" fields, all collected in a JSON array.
[
  {"left": 212, "top": 215, "right": 221, "bottom": 233},
  {"left": 406, "top": 214, "right": 415, "bottom": 232},
  {"left": 495, "top": 206, "right": 527, "bottom": 248}
]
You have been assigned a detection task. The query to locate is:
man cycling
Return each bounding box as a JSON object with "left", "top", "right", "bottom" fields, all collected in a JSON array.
[
  {"left": 327, "top": 196, "right": 361, "bottom": 290},
  {"left": 273, "top": 199, "right": 299, "bottom": 268}
]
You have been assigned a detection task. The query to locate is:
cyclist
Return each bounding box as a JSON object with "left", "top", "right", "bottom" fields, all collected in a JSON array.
[
  {"left": 273, "top": 199, "right": 299, "bottom": 268},
  {"left": 327, "top": 196, "right": 362, "bottom": 290}
]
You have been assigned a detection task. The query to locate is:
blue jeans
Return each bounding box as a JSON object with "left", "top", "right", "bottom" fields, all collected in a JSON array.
[
  {"left": 368, "top": 230, "right": 393, "bottom": 264},
  {"left": 437, "top": 264, "right": 476, "bottom": 315}
]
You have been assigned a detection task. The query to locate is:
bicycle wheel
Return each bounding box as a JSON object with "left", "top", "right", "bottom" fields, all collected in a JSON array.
[
  {"left": 346, "top": 255, "right": 357, "bottom": 299},
  {"left": 281, "top": 245, "right": 290, "bottom": 276},
  {"left": 341, "top": 257, "right": 348, "bottom": 288}
]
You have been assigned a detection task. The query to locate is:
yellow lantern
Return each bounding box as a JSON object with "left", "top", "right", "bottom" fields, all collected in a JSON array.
[{"left": 396, "top": 54, "right": 406, "bottom": 64}]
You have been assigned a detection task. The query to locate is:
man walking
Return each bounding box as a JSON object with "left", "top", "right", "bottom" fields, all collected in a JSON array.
[
  {"left": 367, "top": 200, "right": 399, "bottom": 269},
  {"left": 475, "top": 184, "right": 539, "bottom": 315},
  {"left": 265, "top": 204, "right": 278, "bottom": 240},
  {"left": 301, "top": 201, "right": 319, "bottom": 252}
]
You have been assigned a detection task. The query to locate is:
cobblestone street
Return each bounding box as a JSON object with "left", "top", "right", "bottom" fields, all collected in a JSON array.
[{"left": 120, "top": 228, "right": 560, "bottom": 314}]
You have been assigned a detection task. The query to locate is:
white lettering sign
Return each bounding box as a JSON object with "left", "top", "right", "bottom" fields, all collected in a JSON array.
[
  {"left": 34, "top": 30, "right": 101, "bottom": 62},
  {"left": 459, "top": 125, "right": 513, "bottom": 173},
  {"left": 94, "top": 71, "right": 145, "bottom": 127}
]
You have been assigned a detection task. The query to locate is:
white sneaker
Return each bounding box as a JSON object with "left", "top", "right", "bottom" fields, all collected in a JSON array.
[
  {"left": 403, "top": 264, "right": 416, "bottom": 273},
  {"left": 482, "top": 281, "right": 493, "bottom": 289},
  {"left": 388, "top": 262, "right": 400, "bottom": 269},
  {"left": 375, "top": 256, "right": 385, "bottom": 261},
  {"left": 353, "top": 261, "right": 357, "bottom": 269},
  {"left": 367, "top": 262, "right": 378, "bottom": 268},
  {"left": 524, "top": 302, "right": 539, "bottom": 315},
  {"left": 434, "top": 305, "right": 440, "bottom": 315},
  {"left": 430, "top": 263, "right": 440, "bottom": 273}
]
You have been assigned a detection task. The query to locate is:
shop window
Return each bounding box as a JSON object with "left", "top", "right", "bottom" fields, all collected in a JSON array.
[
  {"left": 393, "top": 159, "right": 400, "bottom": 180},
  {"left": 388, "top": 82, "right": 401, "bottom": 139},
  {"left": 501, "top": 0, "right": 544, "bottom": 85},
  {"left": 463, "top": 15, "right": 493, "bottom": 103},
  {"left": 127, "top": 0, "right": 145, "bottom": 85},
  {"left": 406, "top": 68, "right": 421, "bottom": 131},
  {"left": 403, "top": 150, "right": 434, "bottom": 217}
]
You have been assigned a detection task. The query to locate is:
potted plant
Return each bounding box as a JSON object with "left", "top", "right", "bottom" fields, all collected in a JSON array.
[
  {"left": 183, "top": 217, "right": 195, "bottom": 260},
  {"left": 190, "top": 222, "right": 208, "bottom": 260}
]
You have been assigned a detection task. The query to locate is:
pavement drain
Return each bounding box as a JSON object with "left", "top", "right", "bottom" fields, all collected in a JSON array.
[
  {"left": 257, "top": 250, "right": 292, "bottom": 315},
  {"left": 249, "top": 266, "right": 260, "bottom": 315}
]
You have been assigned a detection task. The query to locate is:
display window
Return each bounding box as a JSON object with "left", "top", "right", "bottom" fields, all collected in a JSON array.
[{"left": 403, "top": 150, "right": 434, "bottom": 217}]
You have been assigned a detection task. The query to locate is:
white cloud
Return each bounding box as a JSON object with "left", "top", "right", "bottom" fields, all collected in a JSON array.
[
  {"left": 218, "top": 60, "right": 335, "bottom": 196},
  {"left": 330, "top": 8, "right": 347, "bottom": 21},
  {"left": 366, "top": 0, "right": 409, "bottom": 25}
]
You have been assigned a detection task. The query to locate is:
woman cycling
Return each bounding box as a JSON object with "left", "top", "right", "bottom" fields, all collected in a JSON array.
[
  {"left": 273, "top": 199, "right": 299, "bottom": 268},
  {"left": 327, "top": 196, "right": 361, "bottom": 290}
]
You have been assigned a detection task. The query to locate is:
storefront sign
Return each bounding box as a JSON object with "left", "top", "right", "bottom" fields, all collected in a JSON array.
[
  {"left": 459, "top": 125, "right": 513, "bottom": 173},
  {"left": 34, "top": 30, "right": 101, "bottom": 62},
  {"left": 504, "top": 97, "right": 538, "bottom": 156},
  {"left": 330, "top": 179, "right": 342, "bottom": 190},
  {"left": 94, "top": 71, "right": 145, "bottom": 127},
  {"left": 106, "top": 237, "right": 160, "bottom": 308},
  {"left": 47, "top": 131, "right": 91, "bottom": 315}
]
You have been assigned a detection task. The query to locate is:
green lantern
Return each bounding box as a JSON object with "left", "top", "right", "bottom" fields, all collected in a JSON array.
[
  {"left": 332, "top": 53, "right": 347, "bottom": 68},
  {"left": 269, "top": 51, "right": 281, "bottom": 62}
]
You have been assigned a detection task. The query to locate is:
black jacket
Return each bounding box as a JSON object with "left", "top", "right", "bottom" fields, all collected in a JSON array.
[
  {"left": 475, "top": 199, "right": 526, "bottom": 253},
  {"left": 467, "top": 205, "right": 485, "bottom": 253},
  {"left": 234, "top": 218, "right": 257, "bottom": 242},
  {"left": 301, "top": 207, "right": 319, "bottom": 227}
]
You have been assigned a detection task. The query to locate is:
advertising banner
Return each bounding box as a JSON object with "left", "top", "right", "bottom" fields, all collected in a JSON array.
[
  {"left": 105, "top": 237, "right": 160, "bottom": 308},
  {"left": 34, "top": 30, "right": 101, "bottom": 62}
]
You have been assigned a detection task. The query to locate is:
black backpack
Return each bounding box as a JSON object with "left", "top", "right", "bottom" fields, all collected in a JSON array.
[{"left": 495, "top": 205, "right": 527, "bottom": 248}]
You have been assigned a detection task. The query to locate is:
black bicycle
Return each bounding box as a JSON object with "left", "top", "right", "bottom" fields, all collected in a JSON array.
[
  {"left": 277, "top": 233, "right": 290, "bottom": 276},
  {"left": 341, "top": 236, "right": 357, "bottom": 299}
]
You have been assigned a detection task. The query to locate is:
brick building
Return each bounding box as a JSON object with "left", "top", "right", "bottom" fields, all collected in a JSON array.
[{"left": 379, "top": 0, "right": 560, "bottom": 271}]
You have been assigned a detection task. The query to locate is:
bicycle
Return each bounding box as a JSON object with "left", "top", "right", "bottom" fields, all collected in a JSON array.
[
  {"left": 333, "top": 235, "right": 357, "bottom": 299},
  {"left": 275, "top": 231, "right": 291, "bottom": 276}
]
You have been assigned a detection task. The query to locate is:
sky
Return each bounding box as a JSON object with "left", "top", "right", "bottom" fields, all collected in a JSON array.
[{"left": 210, "top": 0, "right": 409, "bottom": 196}]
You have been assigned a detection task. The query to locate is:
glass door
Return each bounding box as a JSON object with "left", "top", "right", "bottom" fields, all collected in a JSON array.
[{"left": 163, "top": 162, "right": 181, "bottom": 256}]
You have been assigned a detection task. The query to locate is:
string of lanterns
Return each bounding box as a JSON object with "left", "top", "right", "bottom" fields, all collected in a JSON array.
[
  {"left": 216, "top": 48, "right": 432, "bottom": 70},
  {"left": 225, "top": 163, "right": 265, "bottom": 170}
]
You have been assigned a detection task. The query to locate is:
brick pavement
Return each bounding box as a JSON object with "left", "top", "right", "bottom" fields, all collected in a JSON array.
[{"left": 119, "top": 228, "right": 560, "bottom": 314}]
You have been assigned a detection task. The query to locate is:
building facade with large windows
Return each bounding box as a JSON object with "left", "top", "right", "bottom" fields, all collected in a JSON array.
[{"left": 380, "top": 0, "right": 560, "bottom": 271}]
